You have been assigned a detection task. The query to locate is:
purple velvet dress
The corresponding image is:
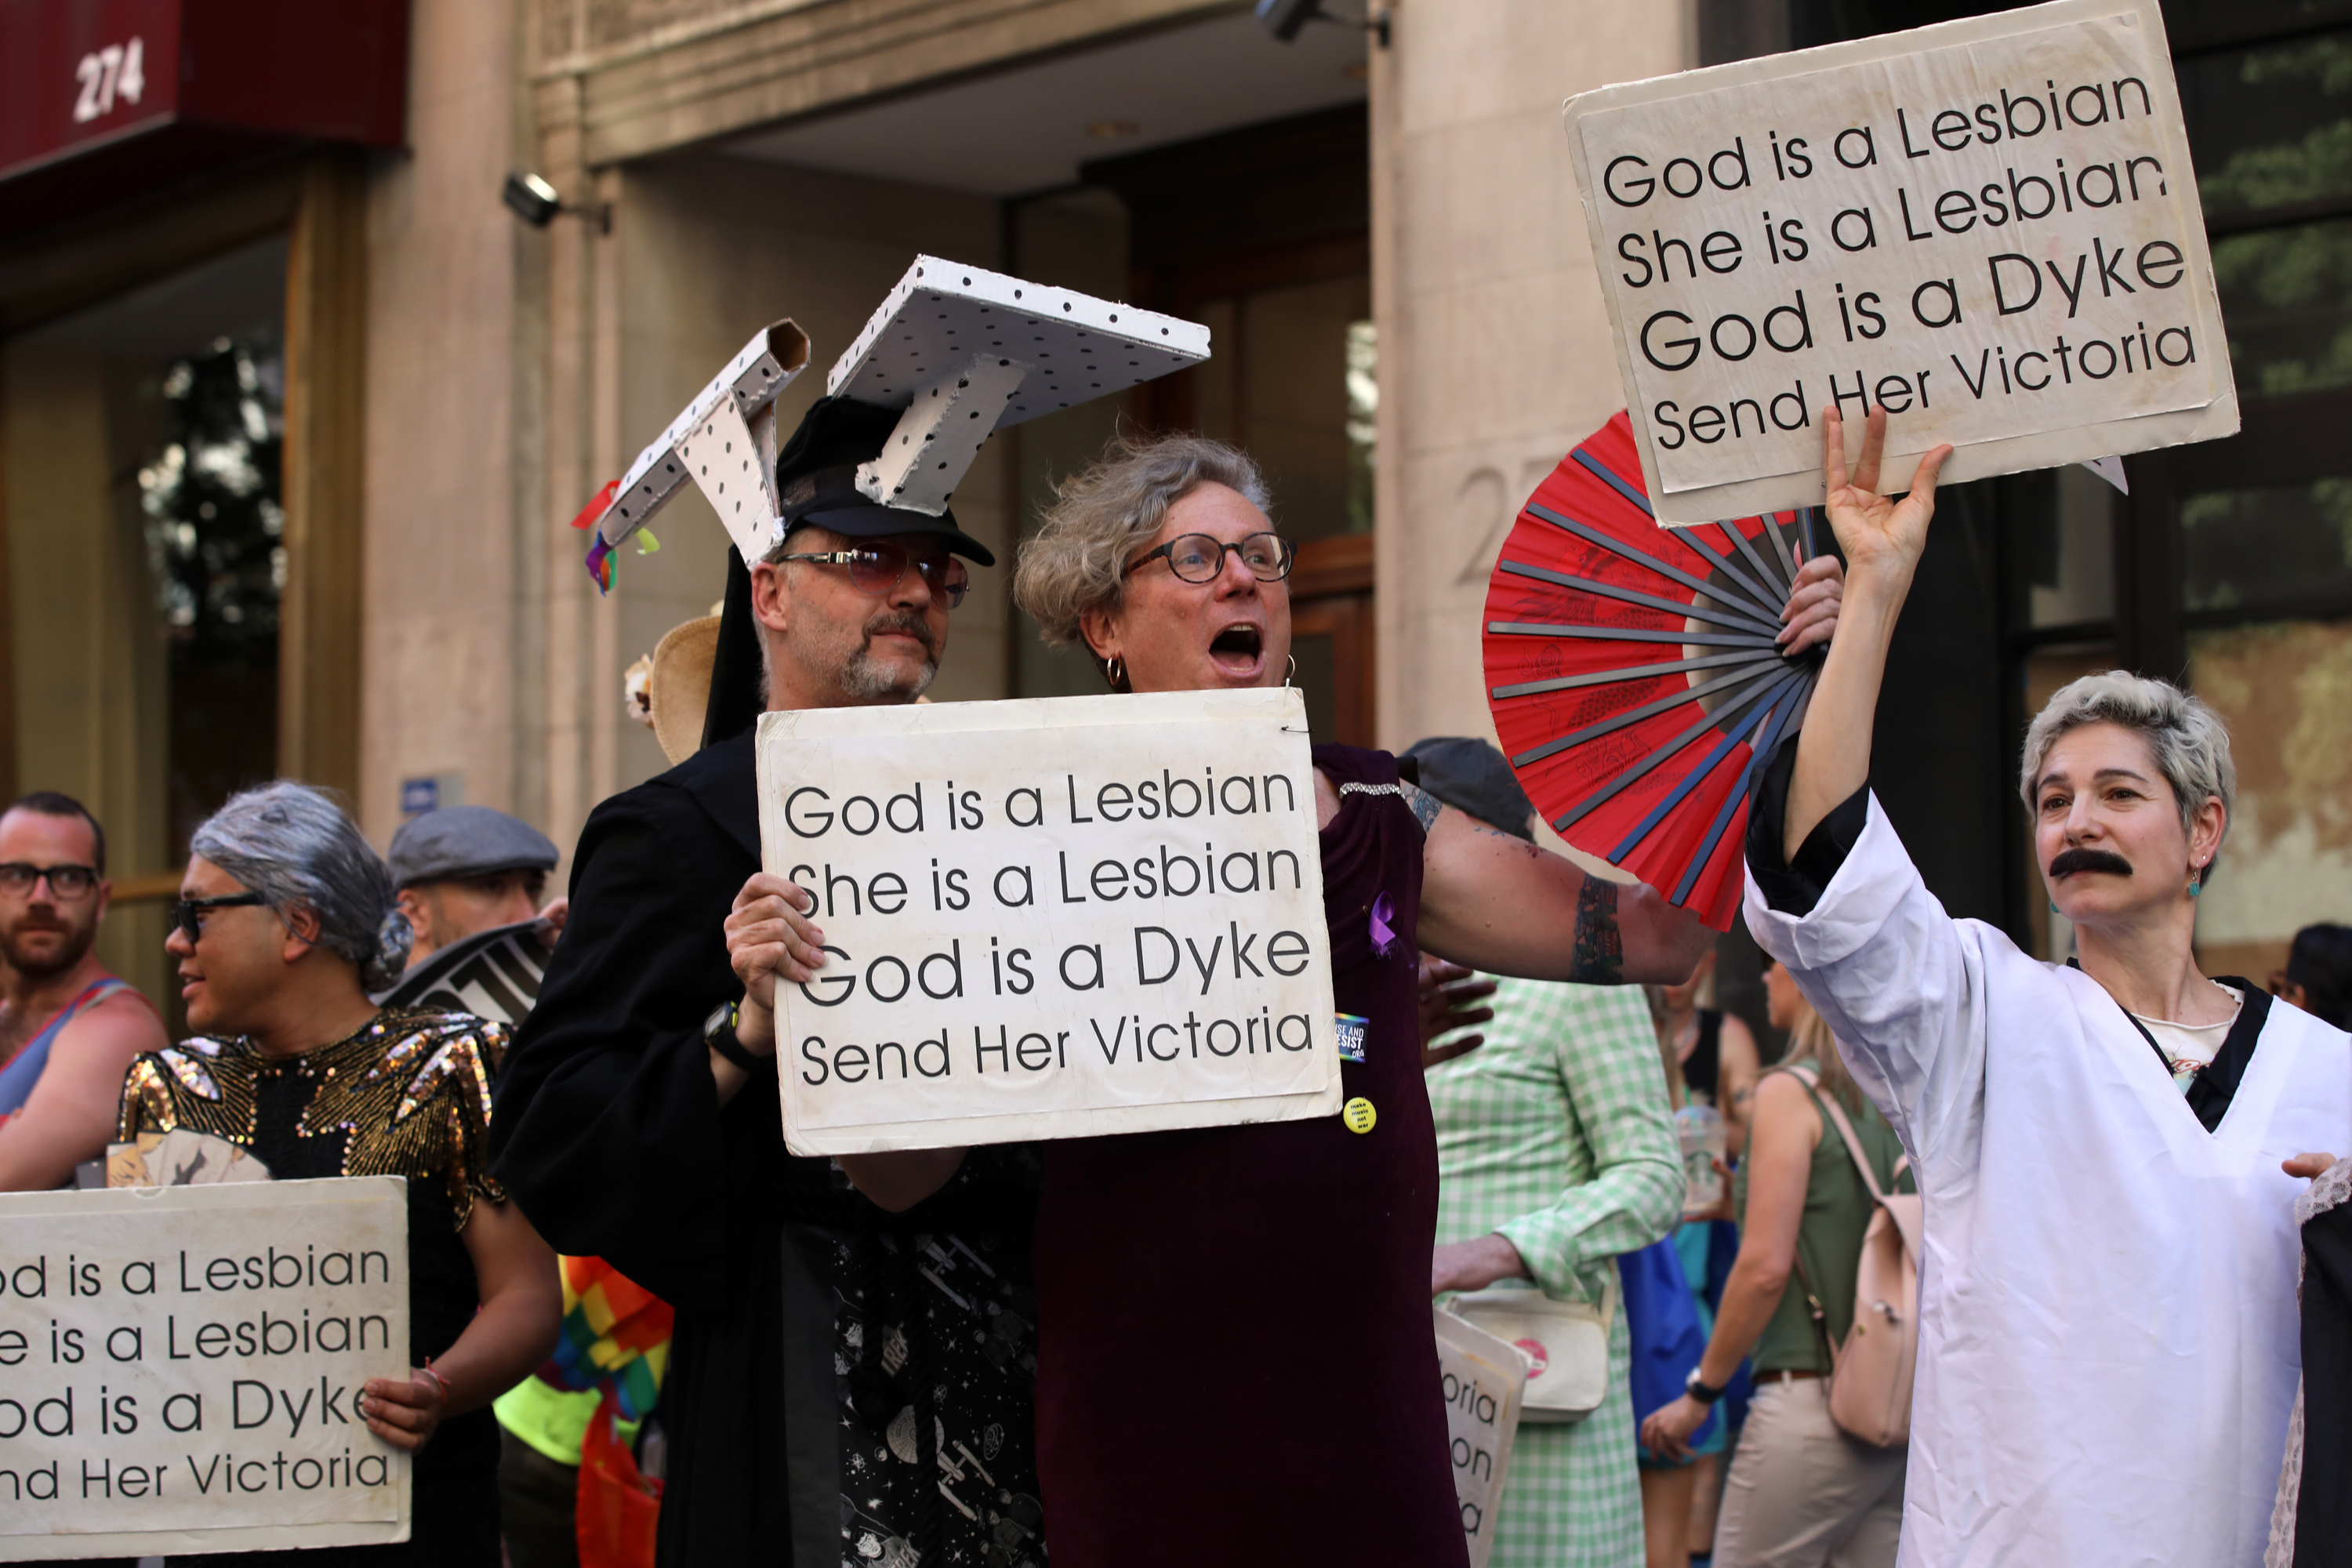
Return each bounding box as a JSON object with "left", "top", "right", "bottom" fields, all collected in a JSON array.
[{"left": 1032, "top": 745, "right": 1469, "bottom": 1568}]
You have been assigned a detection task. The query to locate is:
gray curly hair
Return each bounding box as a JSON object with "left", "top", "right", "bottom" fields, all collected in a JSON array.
[
  {"left": 1012, "top": 433, "right": 1272, "bottom": 665},
  {"left": 191, "top": 782, "right": 412, "bottom": 989},
  {"left": 2019, "top": 670, "right": 2236, "bottom": 884}
]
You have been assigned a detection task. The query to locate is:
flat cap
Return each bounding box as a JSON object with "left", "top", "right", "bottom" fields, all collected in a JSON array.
[{"left": 388, "top": 806, "right": 560, "bottom": 889}]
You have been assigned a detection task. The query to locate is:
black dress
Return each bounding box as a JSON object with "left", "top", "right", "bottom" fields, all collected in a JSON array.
[
  {"left": 488, "top": 729, "right": 1045, "bottom": 1568},
  {"left": 116, "top": 1010, "right": 512, "bottom": 1564},
  {"left": 1030, "top": 746, "right": 1467, "bottom": 1568}
]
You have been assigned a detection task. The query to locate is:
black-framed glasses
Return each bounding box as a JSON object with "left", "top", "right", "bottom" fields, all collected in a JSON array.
[
  {"left": 0, "top": 863, "right": 98, "bottom": 900},
  {"left": 173, "top": 893, "right": 267, "bottom": 944},
  {"left": 1124, "top": 532, "right": 1294, "bottom": 584},
  {"left": 775, "top": 542, "right": 971, "bottom": 608}
]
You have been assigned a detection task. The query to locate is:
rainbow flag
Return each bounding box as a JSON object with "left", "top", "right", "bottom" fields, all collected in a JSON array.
[{"left": 539, "top": 1255, "right": 673, "bottom": 1422}]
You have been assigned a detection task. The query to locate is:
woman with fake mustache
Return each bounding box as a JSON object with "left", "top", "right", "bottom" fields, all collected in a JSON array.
[{"left": 1743, "top": 405, "right": 2345, "bottom": 1568}]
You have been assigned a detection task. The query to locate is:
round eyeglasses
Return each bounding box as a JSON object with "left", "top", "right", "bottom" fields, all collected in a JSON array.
[
  {"left": 775, "top": 541, "right": 971, "bottom": 608},
  {"left": 0, "top": 863, "right": 99, "bottom": 900},
  {"left": 1124, "top": 532, "right": 1295, "bottom": 585}
]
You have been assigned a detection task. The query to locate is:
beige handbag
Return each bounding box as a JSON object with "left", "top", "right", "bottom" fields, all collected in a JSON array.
[
  {"left": 1444, "top": 1270, "right": 1617, "bottom": 1423},
  {"left": 1777, "top": 1065, "right": 1922, "bottom": 1450}
]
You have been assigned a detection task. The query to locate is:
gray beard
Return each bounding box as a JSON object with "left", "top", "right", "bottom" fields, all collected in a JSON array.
[{"left": 842, "top": 648, "right": 937, "bottom": 701}]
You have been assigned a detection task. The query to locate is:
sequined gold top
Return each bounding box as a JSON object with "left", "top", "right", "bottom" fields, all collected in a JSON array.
[{"left": 118, "top": 1007, "right": 510, "bottom": 1230}]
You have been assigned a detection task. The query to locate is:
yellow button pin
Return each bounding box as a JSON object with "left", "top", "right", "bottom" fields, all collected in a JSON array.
[{"left": 1342, "top": 1096, "right": 1377, "bottom": 1134}]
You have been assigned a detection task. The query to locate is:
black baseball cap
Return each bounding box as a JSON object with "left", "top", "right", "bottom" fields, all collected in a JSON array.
[{"left": 778, "top": 464, "right": 996, "bottom": 567}]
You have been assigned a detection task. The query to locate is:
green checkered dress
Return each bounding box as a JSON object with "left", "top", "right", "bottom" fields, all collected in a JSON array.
[{"left": 1429, "top": 978, "right": 1684, "bottom": 1568}]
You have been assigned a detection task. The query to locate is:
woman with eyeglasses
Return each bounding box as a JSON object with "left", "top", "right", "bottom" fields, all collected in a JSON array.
[
  {"left": 119, "top": 782, "right": 561, "bottom": 1566},
  {"left": 722, "top": 431, "right": 1847, "bottom": 1567}
]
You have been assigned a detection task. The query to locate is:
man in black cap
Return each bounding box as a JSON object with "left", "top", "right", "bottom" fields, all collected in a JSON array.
[
  {"left": 491, "top": 397, "right": 1037, "bottom": 1568},
  {"left": 389, "top": 805, "right": 565, "bottom": 971}
]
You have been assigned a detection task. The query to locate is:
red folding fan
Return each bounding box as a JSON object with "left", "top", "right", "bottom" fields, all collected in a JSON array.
[{"left": 1483, "top": 411, "right": 1822, "bottom": 932}]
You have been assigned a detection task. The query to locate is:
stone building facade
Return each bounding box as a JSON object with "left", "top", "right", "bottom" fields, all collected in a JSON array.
[{"left": 3, "top": 0, "right": 2346, "bottom": 1014}]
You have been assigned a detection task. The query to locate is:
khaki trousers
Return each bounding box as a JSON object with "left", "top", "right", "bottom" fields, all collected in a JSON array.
[{"left": 1711, "top": 1376, "right": 1907, "bottom": 1568}]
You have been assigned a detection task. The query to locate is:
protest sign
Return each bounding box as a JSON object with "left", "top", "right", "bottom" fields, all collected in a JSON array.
[
  {"left": 757, "top": 688, "right": 1341, "bottom": 1155},
  {"left": 0, "top": 1178, "right": 410, "bottom": 1561},
  {"left": 1433, "top": 1305, "right": 1530, "bottom": 1568},
  {"left": 1564, "top": 0, "right": 2234, "bottom": 524}
]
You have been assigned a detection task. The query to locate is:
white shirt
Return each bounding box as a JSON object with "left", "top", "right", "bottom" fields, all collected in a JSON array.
[
  {"left": 2134, "top": 986, "right": 2240, "bottom": 1091},
  {"left": 1745, "top": 797, "right": 2350, "bottom": 1568}
]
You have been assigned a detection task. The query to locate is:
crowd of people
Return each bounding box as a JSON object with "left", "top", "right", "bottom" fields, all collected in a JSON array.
[{"left": 0, "top": 397, "right": 2343, "bottom": 1568}]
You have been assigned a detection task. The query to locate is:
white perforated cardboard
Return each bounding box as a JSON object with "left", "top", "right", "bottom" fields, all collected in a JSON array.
[
  {"left": 829, "top": 257, "right": 1211, "bottom": 515},
  {"left": 592, "top": 320, "right": 811, "bottom": 557}
]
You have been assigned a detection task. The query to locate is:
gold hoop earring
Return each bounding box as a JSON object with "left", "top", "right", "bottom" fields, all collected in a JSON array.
[{"left": 1106, "top": 656, "right": 1123, "bottom": 689}]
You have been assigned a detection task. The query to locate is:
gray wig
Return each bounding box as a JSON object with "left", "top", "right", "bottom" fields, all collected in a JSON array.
[
  {"left": 2018, "top": 670, "right": 2236, "bottom": 883},
  {"left": 191, "top": 782, "right": 412, "bottom": 989}
]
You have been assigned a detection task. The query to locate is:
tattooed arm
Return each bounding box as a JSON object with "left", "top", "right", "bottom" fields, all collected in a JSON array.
[{"left": 1414, "top": 804, "right": 1713, "bottom": 985}]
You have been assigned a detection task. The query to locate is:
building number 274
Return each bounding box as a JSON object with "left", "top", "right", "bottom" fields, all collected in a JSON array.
[{"left": 73, "top": 38, "right": 147, "bottom": 125}]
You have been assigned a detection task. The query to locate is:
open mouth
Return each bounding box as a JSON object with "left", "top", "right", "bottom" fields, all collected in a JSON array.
[{"left": 1209, "top": 624, "right": 1263, "bottom": 673}]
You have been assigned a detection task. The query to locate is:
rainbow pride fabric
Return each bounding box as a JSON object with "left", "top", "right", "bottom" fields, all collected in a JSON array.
[{"left": 539, "top": 1254, "right": 673, "bottom": 1422}]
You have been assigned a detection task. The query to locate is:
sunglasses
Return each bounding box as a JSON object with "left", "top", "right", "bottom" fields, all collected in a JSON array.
[
  {"left": 173, "top": 893, "right": 267, "bottom": 944},
  {"left": 1124, "top": 532, "right": 1295, "bottom": 585},
  {"left": 0, "top": 862, "right": 99, "bottom": 900},
  {"left": 775, "top": 542, "right": 971, "bottom": 608}
]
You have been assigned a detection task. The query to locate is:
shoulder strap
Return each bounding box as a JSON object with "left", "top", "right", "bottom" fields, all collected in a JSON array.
[{"left": 1761, "top": 1063, "right": 1845, "bottom": 1372}]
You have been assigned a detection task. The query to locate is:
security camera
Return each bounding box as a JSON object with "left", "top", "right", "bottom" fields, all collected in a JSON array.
[
  {"left": 1255, "top": 0, "right": 1389, "bottom": 47},
  {"left": 1255, "top": 0, "right": 1320, "bottom": 41},
  {"left": 502, "top": 171, "right": 563, "bottom": 227}
]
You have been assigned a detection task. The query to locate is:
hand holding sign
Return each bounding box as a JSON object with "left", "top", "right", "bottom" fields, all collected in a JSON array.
[
  {"left": 756, "top": 688, "right": 1341, "bottom": 1155},
  {"left": 1564, "top": 0, "right": 2235, "bottom": 524}
]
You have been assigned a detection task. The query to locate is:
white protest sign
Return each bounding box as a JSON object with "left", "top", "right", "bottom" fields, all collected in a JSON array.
[
  {"left": 1564, "top": 0, "right": 2234, "bottom": 524},
  {"left": 757, "top": 688, "right": 1341, "bottom": 1155},
  {"left": 1433, "top": 1305, "right": 1530, "bottom": 1568},
  {"left": 0, "top": 1178, "right": 410, "bottom": 1561}
]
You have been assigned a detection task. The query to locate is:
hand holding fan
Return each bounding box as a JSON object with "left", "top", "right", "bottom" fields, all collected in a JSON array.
[{"left": 1482, "top": 411, "right": 1824, "bottom": 931}]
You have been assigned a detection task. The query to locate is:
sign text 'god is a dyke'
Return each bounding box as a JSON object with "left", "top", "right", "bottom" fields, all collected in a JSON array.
[
  {"left": 0, "top": 1179, "right": 411, "bottom": 1561},
  {"left": 757, "top": 689, "right": 1342, "bottom": 1155}
]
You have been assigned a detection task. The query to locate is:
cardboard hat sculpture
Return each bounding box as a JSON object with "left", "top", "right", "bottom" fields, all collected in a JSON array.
[{"left": 583, "top": 256, "right": 1211, "bottom": 757}]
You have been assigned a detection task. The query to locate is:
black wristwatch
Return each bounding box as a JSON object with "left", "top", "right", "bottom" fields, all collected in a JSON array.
[
  {"left": 1685, "top": 1366, "right": 1728, "bottom": 1405},
  {"left": 703, "top": 1000, "right": 764, "bottom": 1072}
]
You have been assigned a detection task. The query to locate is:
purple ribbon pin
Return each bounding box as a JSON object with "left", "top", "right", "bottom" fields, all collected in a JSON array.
[{"left": 1369, "top": 891, "right": 1398, "bottom": 959}]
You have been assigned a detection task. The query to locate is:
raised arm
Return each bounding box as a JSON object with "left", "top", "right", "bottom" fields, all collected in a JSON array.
[
  {"left": 1417, "top": 807, "right": 1714, "bottom": 985},
  {"left": 1740, "top": 408, "right": 1995, "bottom": 1173},
  {"left": 1785, "top": 407, "right": 1951, "bottom": 858}
]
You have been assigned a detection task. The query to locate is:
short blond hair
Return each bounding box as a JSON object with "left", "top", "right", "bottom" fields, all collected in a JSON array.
[{"left": 1012, "top": 433, "right": 1271, "bottom": 652}]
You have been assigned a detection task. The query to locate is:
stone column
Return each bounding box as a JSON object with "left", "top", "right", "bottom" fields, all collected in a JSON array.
[{"left": 1373, "top": 0, "right": 1693, "bottom": 753}]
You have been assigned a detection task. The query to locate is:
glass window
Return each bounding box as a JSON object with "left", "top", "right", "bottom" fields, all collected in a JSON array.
[
  {"left": 1346, "top": 318, "right": 1376, "bottom": 534},
  {"left": 1187, "top": 273, "right": 1374, "bottom": 543},
  {"left": 137, "top": 333, "right": 286, "bottom": 856},
  {"left": 2180, "top": 26, "right": 2352, "bottom": 217},
  {"left": 2179, "top": 475, "right": 2352, "bottom": 609},
  {"left": 2029, "top": 466, "right": 2118, "bottom": 628},
  {"left": 2186, "top": 619, "right": 2352, "bottom": 982},
  {"left": 2212, "top": 216, "right": 2352, "bottom": 393},
  {"left": 2165, "top": 0, "right": 2351, "bottom": 44}
]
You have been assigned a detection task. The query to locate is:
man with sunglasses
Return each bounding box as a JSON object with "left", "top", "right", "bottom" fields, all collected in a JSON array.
[
  {"left": 492, "top": 397, "right": 1026, "bottom": 1568},
  {"left": 0, "top": 791, "right": 165, "bottom": 1189}
]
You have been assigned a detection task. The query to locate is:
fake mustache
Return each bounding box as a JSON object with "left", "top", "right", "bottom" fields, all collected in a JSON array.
[{"left": 2049, "top": 847, "right": 2133, "bottom": 878}]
